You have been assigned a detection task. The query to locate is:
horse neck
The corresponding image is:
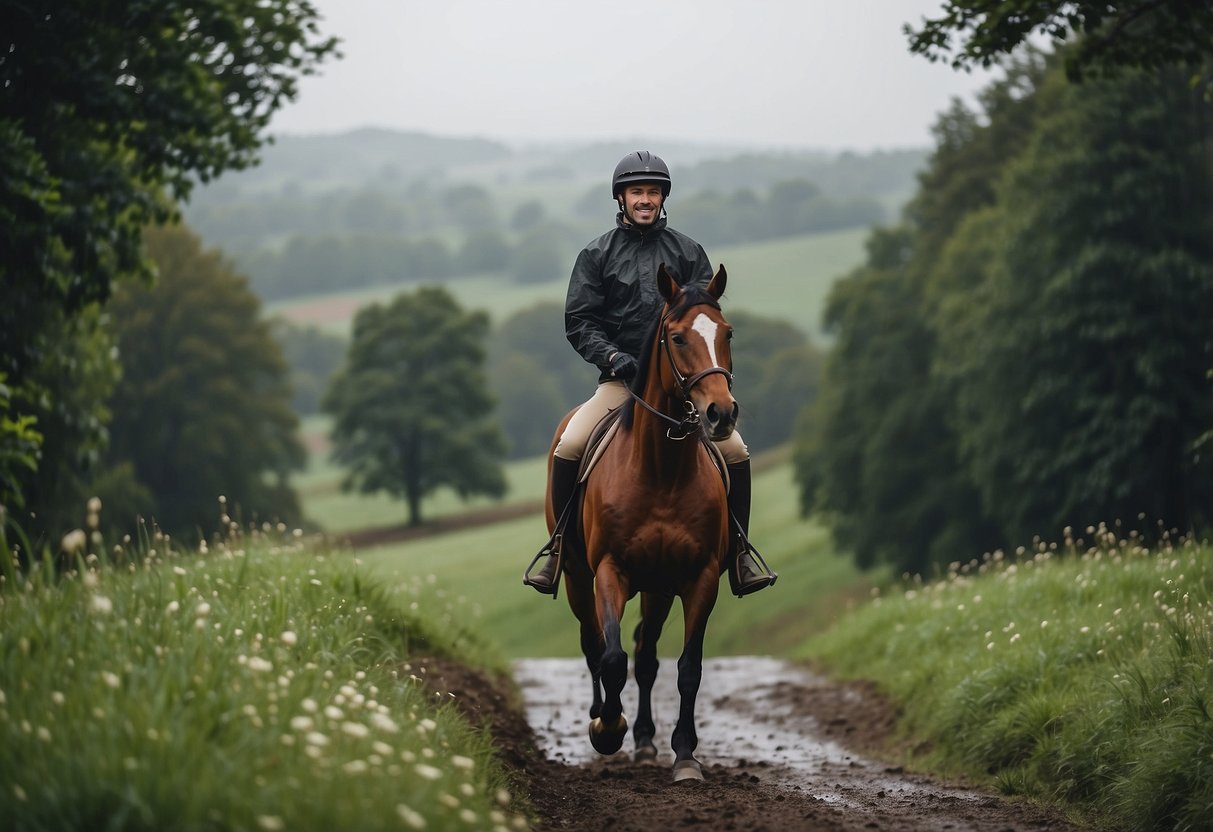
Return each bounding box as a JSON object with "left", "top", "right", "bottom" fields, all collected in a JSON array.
[{"left": 627, "top": 360, "right": 701, "bottom": 481}]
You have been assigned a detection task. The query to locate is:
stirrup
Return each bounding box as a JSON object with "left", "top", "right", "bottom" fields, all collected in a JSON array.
[
  {"left": 728, "top": 534, "right": 778, "bottom": 598},
  {"left": 523, "top": 534, "right": 564, "bottom": 599}
]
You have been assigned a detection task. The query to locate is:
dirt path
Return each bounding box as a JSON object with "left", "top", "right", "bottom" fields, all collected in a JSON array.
[{"left": 420, "top": 654, "right": 1085, "bottom": 832}]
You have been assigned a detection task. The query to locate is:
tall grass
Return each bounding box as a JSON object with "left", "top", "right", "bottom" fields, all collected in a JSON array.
[
  {"left": 807, "top": 523, "right": 1213, "bottom": 831},
  {"left": 0, "top": 525, "right": 530, "bottom": 831}
]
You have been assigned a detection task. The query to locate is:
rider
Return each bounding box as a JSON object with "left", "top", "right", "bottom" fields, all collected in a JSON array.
[{"left": 523, "top": 150, "right": 775, "bottom": 598}]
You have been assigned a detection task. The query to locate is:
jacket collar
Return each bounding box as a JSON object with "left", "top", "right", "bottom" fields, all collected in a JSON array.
[{"left": 616, "top": 212, "right": 667, "bottom": 236}]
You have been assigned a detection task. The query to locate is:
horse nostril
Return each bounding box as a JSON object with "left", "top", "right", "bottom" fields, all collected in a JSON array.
[
  {"left": 731, "top": 402, "right": 739, "bottom": 423},
  {"left": 706, "top": 403, "right": 720, "bottom": 425}
]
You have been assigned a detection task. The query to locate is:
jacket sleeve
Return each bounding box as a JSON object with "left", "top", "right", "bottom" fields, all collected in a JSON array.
[{"left": 564, "top": 246, "right": 619, "bottom": 371}]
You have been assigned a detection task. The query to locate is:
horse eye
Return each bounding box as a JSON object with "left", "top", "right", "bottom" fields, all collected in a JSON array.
[{"left": 670, "top": 332, "right": 686, "bottom": 346}]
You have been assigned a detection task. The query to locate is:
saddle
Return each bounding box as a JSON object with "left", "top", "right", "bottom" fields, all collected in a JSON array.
[{"left": 528, "top": 409, "right": 731, "bottom": 598}]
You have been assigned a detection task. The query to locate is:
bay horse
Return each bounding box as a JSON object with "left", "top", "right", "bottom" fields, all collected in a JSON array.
[{"left": 547, "top": 262, "right": 738, "bottom": 782}]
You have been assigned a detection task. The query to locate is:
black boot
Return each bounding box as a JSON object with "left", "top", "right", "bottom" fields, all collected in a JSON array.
[
  {"left": 725, "top": 460, "right": 777, "bottom": 597},
  {"left": 523, "top": 456, "right": 580, "bottom": 595}
]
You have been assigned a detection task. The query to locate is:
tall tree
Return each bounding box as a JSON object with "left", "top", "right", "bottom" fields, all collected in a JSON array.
[
  {"left": 793, "top": 57, "right": 1046, "bottom": 574},
  {"left": 937, "top": 64, "right": 1213, "bottom": 542},
  {"left": 0, "top": 1, "right": 335, "bottom": 531},
  {"left": 324, "top": 288, "right": 507, "bottom": 526},
  {"left": 102, "top": 224, "right": 305, "bottom": 538}
]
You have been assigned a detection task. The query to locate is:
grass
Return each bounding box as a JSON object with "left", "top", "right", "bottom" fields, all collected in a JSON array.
[
  {"left": 294, "top": 414, "right": 547, "bottom": 534},
  {"left": 269, "top": 227, "right": 867, "bottom": 342},
  {"left": 0, "top": 528, "right": 531, "bottom": 831},
  {"left": 805, "top": 523, "right": 1213, "bottom": 831}
]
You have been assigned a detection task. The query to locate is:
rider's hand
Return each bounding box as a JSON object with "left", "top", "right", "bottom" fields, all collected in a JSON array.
[{"left": 609, "top": 352, "right": 638, "bottom": 380}]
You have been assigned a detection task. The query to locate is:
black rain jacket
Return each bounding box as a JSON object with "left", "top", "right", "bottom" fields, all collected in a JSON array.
[{"left": 565, "top": 213, "right": 713, "bottom": 382}]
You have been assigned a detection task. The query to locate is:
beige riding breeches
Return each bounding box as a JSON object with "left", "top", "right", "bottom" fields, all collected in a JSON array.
[{"left": 553, "top": 380, "right": 749, "bottom": 464}]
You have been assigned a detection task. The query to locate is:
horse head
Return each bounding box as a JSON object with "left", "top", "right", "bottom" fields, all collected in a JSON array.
[{"left": 654, "top": 263, "right": 738, "bottom": 441}]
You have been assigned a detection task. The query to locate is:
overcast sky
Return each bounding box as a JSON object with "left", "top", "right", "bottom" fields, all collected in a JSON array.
[{"left": 271, "top": 0, "right": 1000, "bottom": 152}]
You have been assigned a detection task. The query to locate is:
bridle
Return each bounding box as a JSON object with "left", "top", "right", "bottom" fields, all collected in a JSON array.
[{"left": 627, "top": 306, "right": 734, "bottom": 441}]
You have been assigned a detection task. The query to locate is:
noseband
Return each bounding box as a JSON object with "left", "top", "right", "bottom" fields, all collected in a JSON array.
[{"left": 628, "top": 309, "right": 734, "bottom": 441}]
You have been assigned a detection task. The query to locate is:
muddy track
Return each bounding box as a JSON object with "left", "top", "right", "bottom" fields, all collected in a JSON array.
[{"left": 419, "top": 655, "right": 1087, "bottom": 832}]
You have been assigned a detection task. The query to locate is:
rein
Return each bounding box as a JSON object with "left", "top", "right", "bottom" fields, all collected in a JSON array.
[{"left": 626, "top": 309, "right": 734, "bottom": 441}]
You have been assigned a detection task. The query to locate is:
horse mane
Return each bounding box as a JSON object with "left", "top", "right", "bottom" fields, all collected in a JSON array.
[{"left": 620, "top": 282, "right": 721, "bottom": 431}]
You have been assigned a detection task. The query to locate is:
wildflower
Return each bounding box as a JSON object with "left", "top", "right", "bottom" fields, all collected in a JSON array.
[
  {"left": 305, "top": 731, "right": 330, "bottom": 747},
  {"left": 166, "top": 601, "right": 179, "bottom": 614},
  {"left": 301, "top": 698, "right": 318, "bottom": 713},
  {"left": 51, "top": 691, "right": 64, "bottom": 706},
  {"left": 370, "top": 712, "right": 399, "bottom": 733},
  {"left": 342, "top": 760, "right": 369, "bottom": 774},
  {"left": 451, "top": 755, "right": 475, "bottom": 772},
  {"left": 280, "top": 630, "right": 298, "bottom": 647},
  {"left": 257, "top": 816, "right": 284, "bottom": 831},
  {"left": 373, "top": 741, "right": 394, "bottom": 756},
  {"left": 396, "top": 803, "right": 427, "bottom": 829},
  {"left": 495, "top": 788, "right": 512, "bottom": 806},
  {"left": 415, "top": 763, "right": 442, "bottom": 781},
  {"left": 247, "top": 657, "right": 273, "bottom": 674},
  {"left": 195, "top": 602, "right": 211, "bottom": 618},
  {"left": 174, "top": 566, "right": 187, "bottom": 576},
  {"left": 90, "top": 595, "right": 113, "bottom": 615},
  {"left": 61, "top": 529, "right": 87, "bottom": 555},
  {"left": 325, "top": 705, "right": 343, "bottom": 720},
  {"left": 290, "top": 716, "right": 314, "bottom": 732},
  {"left": 439, "top": 794, "right": 459, "bottom": 809},
  {"left": 13, "top": 784, "right": 27, "bottom": 802},
  {"left": 102, "top": 671, "right": 121, "bottom": 689},
  {"left": 341, "top": 721, "right": 370, "bottom": 739},
  {"left": 459, "top": 809, "right": 477, "bottom": 824}
]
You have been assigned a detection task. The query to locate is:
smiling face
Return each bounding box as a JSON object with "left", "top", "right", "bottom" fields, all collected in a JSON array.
[{"left": 618, "top": 183, "right": 665, "bottom": 226}]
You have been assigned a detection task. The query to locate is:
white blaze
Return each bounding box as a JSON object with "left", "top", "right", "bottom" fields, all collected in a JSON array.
[{"left": 691, "top": 313, "right": 722, "bottom": 369}]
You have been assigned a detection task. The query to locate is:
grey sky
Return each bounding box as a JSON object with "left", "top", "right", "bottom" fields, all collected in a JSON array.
[{"left": 271, "top": 0, "right": 999, "bottom": 151}]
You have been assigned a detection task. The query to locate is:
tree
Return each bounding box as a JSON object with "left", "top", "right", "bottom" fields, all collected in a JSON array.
[
  {"left": 937, "top": 64, "right": 1213, "bottom": 542},
  {"left": 323, "top": 287, "right": 507, "bottom": 526},
  {"left": 1, "top": 0, "right": 335, "bottom": 530},
  {"left": 101, "top": 224, "right": 306, "bottom": 538},
  {"left": 906, "top": 1, "right": 1213, "bottom": 82}
]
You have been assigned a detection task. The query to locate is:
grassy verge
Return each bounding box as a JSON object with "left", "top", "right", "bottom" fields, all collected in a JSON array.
[
  {"left": 806, "top": 525, "right": 1213, "bottom": 831},
  {"left": 0, "top": 531, "right": 530, "bottom": 831}
]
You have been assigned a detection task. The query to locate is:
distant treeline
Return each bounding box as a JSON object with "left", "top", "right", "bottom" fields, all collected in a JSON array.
[
  {"left": 212, "top": 179, "right": 885, "bottom": 301},
  {"left": 185, "top": 135, "right": 919, "bottom": 302}
]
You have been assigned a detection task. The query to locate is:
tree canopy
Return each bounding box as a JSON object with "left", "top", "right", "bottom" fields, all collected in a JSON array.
[
  {"left": 101, "top": 224, "right": 305, "bottom": 538},
  {"left": 0, "top": 0, "right": 336, "bottom": 535},
  {"left": 324, "top": 288, "right": 507, "bottom": 526},
  {"left": 906, "top": 1, "right": 1213, "bottom": 81},
  {"left": 795, "top": 51, "right": 1213, "bottom": 575}
]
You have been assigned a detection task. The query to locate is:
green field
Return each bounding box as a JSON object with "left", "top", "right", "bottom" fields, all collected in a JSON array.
[{"left": 270, "top": 227, "right": 867, "bottom": 342}]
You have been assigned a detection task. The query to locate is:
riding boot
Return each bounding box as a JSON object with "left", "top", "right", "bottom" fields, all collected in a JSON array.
[
  {"left": 523, "top": 455, "right": 581, "bottom": 595},
  {"left": 725, "top": 460, "right": 777, "bottom": 597}
]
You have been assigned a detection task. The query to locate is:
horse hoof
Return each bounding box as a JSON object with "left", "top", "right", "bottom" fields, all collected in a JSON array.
[
  {"left": 634, "top": 742, "right": 658, "bottom": 763},
  {"left": 588, "top": 715, "right": 628, "bottom": 755},
  {"left": 672, "top": 759, "right": 704, "bottom": 782}
]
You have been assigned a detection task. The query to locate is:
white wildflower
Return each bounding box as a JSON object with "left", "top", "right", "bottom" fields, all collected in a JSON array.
[
  {"left": 257, "top": 816, "right": 284, "bottom": 831},
  {"left": 396, "top": 804, "right": 427, "bottom": 829},
  {"left": 102, "top": 671, "right": 121, "bottom": 689},
  {"left": 414, "top": 763, "right": 442, "bottom": 781},
  {"left": 280, "top": 630, "right": 298, "bottom": 647},
  {"left": 451, "top": 755, "right": 475, "bottom": 772},
  {"left": 341, "top": 721, "right": 370, "bottom": 739}
]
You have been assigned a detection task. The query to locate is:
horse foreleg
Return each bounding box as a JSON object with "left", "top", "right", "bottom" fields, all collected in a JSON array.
[
  {"left": 633, "top": 591, "right": 674, "bottom": 762},
  {"left": 671, "top": 572, "right": 720, "bottom": 782},
  {"left": 564, "top": 573, "right": 604, "bottom": 720},
  {"left": 588, "top": 559, "right": 629, "bottom": 755}
]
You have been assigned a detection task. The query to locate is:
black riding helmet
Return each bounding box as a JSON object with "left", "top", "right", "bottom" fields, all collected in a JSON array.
[{"left": 611, "top": 151, "right": 671, "bottom": 199}]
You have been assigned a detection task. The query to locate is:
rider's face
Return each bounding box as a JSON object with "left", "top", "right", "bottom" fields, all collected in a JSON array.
[{"left": 619, "top": 184, "right": 664, "bottom": 226}]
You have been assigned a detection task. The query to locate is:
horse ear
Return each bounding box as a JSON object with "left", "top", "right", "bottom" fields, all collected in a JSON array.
[
  {"left": 657, "top": 263, "right": 681, "bottom": 302},
  {"left": 707, "top": 264, "right": 727, "bottom": 299}
]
